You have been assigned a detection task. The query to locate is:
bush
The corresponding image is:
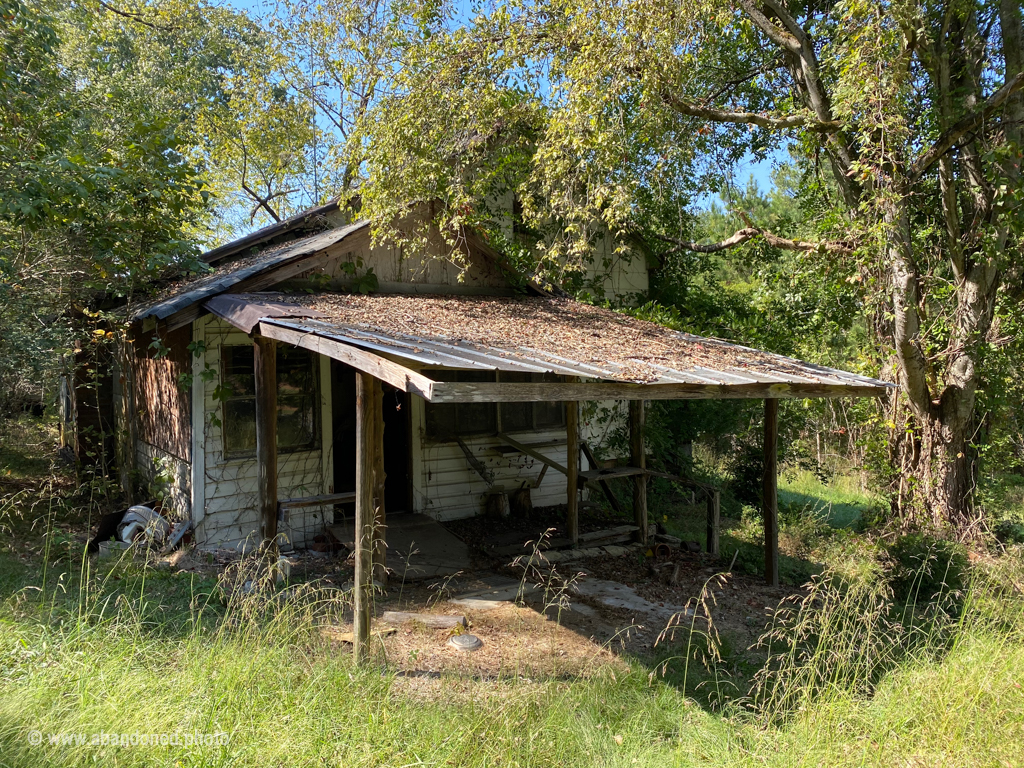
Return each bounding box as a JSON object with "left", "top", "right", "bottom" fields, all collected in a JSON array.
[{"left": 993, "top": 519, "right": 1024, "bottom": 545}]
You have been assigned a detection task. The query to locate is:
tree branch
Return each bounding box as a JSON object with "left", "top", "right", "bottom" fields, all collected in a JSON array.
[
  {"left": 95, "top": 0, "right": 171, "bottom": 31},
  {"left": 663, "top": 93, "right": 841, "bottom": 132},
  {"left": 906, "top": 70, "right": 1024, "bottom": 184},
  {"left": 657, "top": 226, "right": 854, "bottom": 255},
  {"left": 734, "top": 0, "right": 801, "bottom": 54}
]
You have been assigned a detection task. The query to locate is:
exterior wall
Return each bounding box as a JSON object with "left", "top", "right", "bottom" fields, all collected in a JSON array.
[
  {"left": 319, "top": 209, "right": 511, "bottom": 294},
  {"left": 408, "top": 395, "right": 609, "bottom": 521},
  {"left": 585, "top": 234, "right": 649, "bottom": 301},
  {"left": 192, "top": 317, "right": 333, "bottom": 551},
  {"left": 135, "top": 440, "right": 191, "bottom": 520},
  {"left": 130, "top": 322, "right": 193, "bottom": 519},
  {"left": 133, "top": 324, "right": 192, "bottom": 462}
]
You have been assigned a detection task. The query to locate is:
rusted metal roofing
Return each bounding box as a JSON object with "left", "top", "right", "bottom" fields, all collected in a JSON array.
[
  {"left": 200, "top": 200, "right": 341, "bottom": 265},
  {"left": 204, "top": 292, "right": 893, "bottom": 397},
  {"left": 131, "top": 221, "right": 368, "bottom": 323}
]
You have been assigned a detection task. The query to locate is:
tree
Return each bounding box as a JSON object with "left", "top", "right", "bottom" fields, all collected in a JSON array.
[
  {"left": 0, "top": 0, "right": 212, "bottom": 410},
  {"left": 355, "top": 0, "right": 1024, "bottom": 537},
  {"left": 0, "top": 0, "right": 295, "bottom": 412}
]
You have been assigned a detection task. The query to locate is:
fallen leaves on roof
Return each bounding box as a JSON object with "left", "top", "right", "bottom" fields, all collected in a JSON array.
[{"left": 224, "top": 291, "right": 877, "bottom": 386}]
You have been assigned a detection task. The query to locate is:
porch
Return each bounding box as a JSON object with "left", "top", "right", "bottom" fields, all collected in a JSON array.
[{"left": 203, "top": 291, "right": 892, "bottom": 661}]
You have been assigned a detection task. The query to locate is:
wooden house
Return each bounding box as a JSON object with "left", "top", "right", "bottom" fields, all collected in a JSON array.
[{"left": 85, "top": 198, "right": 889, "bottom": 647}]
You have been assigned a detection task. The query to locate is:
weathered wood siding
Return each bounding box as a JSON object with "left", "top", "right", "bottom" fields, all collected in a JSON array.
[
  {"left": 128, "top": 323, "right": 194, "bottom": 520},
  {"left": 193, "top": 318, "right": 333, "bottom": 551},
  {"left": 318, "top": 215, "right": 509, "bottom": 294},
  {"left": 133, "top": 324, "right": 192, "bottom": 462}
]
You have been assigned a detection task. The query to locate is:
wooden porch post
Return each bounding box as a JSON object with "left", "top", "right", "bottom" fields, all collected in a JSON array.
[
  {"left": 371, "top": 379, "right": 387, "bottom": 585},
  {"left": 629, "top": 399, "right": 648, "bottom": 545},
  {"left": 763, "top": 398, "right": 779, "bottom": 586},
  {"left": 353, "top": 371, "right": 377, "bottom": 663},
  {"left": 254, "top": 335, "right": 278, "bottom": 550},
  {"left": 706, "top": 489, "right": 720, "bottom": 556},
  {"left": 565, "top": 398, "right": 580, "bottom": 546}
]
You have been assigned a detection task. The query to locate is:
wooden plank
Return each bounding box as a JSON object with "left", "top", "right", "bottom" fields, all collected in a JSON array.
[
  {"left": 278, "top": 492, "right": 357, "bottom": 510},
  {"left": 354, "top": 371, "right": 375, "bottom": 663},
  {"left": 629, "top": 400, "right": 648, "bottom": 545},
  {"left": 254, "top": 335, "right": 278, "bottom": 548},
  {"left": 456, "top": 437, "right": 496, "bottom": 486},
  {"left": 428, "top": 380, "right": 890, "bottom": 403},
  {"left": 496, "top": 433, "right": 569, "bottom": 475},
  {"left": 372, "top": 378, "right": 387, "bottom": 586},
  {"left": 493, "top": 438, "right": 566, "bottom": 456},
  {"left": 578, "top": 525, "right": 638, "bottom": 542},
  {"left": 580, "top": 441, "right": 623, "bottom": 513},
  {"left": 579, "top": 466, "right": 645, "bottom": 482},
  {"left": 763, "top": 398, "right": 779, "bottom": 587},
  {"left": 566, "top": 397, "right": 580, "bottom": 546},
  {"left": 256, "top": 321, "right": 435, "bottom": 398},
  {"left": 380, "top": 611, "right": 467, "bottom": 629},
  {"left": 706, "top": 490, "right": 720, "bottom": 556}
]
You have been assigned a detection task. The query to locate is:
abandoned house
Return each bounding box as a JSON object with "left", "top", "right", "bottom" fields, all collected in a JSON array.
[{"left": 67, "top": 198, "right": 891, "bottom": 637}]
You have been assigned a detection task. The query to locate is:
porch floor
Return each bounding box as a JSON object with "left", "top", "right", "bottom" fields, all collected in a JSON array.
[{"left": 329, "top": 513, "right": 472, "bottom": 581}]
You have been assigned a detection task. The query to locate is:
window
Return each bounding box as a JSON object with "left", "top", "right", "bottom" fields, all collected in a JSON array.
[
  {"left": 221, "top": 345, "right": 319, "bottom": 456},
  {"left": 424, "top": 371, "right": 565, "bottom": 441}
]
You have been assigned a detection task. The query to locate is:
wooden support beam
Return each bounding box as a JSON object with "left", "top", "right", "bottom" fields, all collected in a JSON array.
[
  {"left": 580, "top": 441, "right": 622, "bottom": 513},
  {"left": 353, "top": 372, "right": 375, "bottom": 663},
  {"left": 371, "top": 378, "right": 387, "bottom": 586},
  {"left": 256, "top": 321, "right": 435, "bottom": 398},
  {"left": 254, "top": 335, "right": 278, "bottom": 549},
  {"left": 706, "top": 490, "right": 720, "bottom": 556},
  {"left": 566, "top": 398, "right": 580, "bottom": 546},
  {"left": 278, "top": 491, "right": 357, "bottom": 511},
  {"left": 629, "top": 400, "right": 648, "bottom": 545},
  {"left": 763, "top": 398, "right": 779, "bottom": 587},
  {"left": 428, "top": 380, "right": 892, "bottom": 403}
]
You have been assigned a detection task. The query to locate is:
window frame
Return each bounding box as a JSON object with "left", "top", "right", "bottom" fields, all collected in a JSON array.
[
  {"left": 423, "top": 370, "right": 566, "bottom": 443},
  {"left": 219, "top": 344, "right": 322, "bottom": 459}
]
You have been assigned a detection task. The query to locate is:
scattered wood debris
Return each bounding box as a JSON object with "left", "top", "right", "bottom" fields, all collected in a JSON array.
[{"left": 381, "top": 611, "right": 468, "bottom": 629}]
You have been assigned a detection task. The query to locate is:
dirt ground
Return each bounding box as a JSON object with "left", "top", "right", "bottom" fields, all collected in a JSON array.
[{"left": 95, "top": 516, "right": 802, "bottom": 685}]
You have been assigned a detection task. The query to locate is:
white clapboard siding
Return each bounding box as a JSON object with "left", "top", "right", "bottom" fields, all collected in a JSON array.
[
  {"left": 414, "top": 434, "right": 571, "bottom": 520},
  {"left": 195, "top": 319, "right": 332, "bottom": 551},
  {"left": 136, "top": 441, "right": 191, "bottom": 520}
]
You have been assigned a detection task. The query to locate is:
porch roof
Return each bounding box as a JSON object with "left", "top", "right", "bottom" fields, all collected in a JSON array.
[{"left": 204, "top": 292, "right": 893, "bottom": 402}]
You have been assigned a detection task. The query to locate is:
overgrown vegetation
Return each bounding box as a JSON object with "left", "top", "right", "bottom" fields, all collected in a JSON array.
[{"left": 2, "top": 420, "right": 1024, "bottom": 766}]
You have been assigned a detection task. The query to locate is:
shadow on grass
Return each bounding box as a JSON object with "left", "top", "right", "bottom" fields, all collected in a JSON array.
[{"left": 777, "top": 487, "right": 864, "bottom": 529}]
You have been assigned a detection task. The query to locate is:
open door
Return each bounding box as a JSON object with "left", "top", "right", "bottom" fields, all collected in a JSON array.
[{"left": 331, "top": 360, "right": 411, "bottom": 514}]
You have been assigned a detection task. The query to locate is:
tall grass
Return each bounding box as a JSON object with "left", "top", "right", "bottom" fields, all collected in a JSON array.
[{"left": 1, "top": 509, "right": 1023, "bottom": 766}]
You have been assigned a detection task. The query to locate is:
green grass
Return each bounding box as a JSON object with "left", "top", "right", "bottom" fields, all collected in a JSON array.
[
  {"left": 0, "top": 414, "right": 61, "bottom": 482},
  {"left": 778, "top": 469, "right": 881, "bottom": 529},
  {"left": 2, "top": 421, "right": 1024, "bottom": 766},
  {"left": 0, "top": 545, "right": 1021, "bottom": 767}
]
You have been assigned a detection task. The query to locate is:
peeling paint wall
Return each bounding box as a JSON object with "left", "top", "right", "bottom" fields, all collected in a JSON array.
[
  {"left": 192, "top": 318, "right": 333, "bottom": 551},
  {"left": 408, "top": 395, "right": 612, "bottom": 521}
]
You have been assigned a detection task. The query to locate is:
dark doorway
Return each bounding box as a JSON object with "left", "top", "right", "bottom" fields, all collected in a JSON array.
[{"left": 331, "top": 361, "right": 411, "bottom": 514}]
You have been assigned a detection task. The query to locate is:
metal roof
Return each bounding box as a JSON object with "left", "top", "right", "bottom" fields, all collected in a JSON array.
[
  {"left": 131, "top": 221, "right": 369, "bottom": 323},
  {"left": 200, "top": 200, "right": 342, "bottom": 265},
  {"left": 202, "top": 292, "right": 893, "bottom": 398}
]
